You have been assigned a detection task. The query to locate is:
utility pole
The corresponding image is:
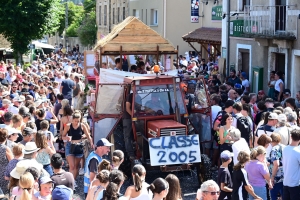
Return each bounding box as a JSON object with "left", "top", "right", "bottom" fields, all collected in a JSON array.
[
  {"left": 226, "top": 0, "right": 230, "bottom": 77},
  {"left": 65, "top": 0, "right": 69, "bottom": 50}
]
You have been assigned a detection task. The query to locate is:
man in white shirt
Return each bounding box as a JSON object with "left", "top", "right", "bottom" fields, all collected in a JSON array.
[
  {"left": 55, "top": 71, "right": 64, "bottom": 89},
  {"left": 210, "top": 94, "right": 222, "bottom": 124},
  {"left": 5, "top": 69, "right": 16, "bottom": 84},
  {"left": 231, "top": 129, "right": 250, "bottom": 165},
  {"left": 8, "top": 96, "right": 25, "bottom": 114},
  {"left": 282, "top": 129, "right": 300, "bottom": 199},
  {"left": 240, "top": 72, "right": 250, "bottom": 93},
  {"left": 181, "top": 57, "right": 188, "bottom": 67},
  {"left": 63, "top": 60, "right": 73, "bottom": 74}
]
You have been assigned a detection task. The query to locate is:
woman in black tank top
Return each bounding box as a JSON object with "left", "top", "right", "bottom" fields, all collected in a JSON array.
[{"left": 63, "top": 110, "right": 94, "bottom": 180}]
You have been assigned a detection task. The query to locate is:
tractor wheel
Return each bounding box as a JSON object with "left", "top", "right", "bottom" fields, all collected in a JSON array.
[
  {"left": 195, "top": 154, "right": 212, "bottom": 186},
  {"left": 112, "top": 122, "right": 132, "bottom": 178}
]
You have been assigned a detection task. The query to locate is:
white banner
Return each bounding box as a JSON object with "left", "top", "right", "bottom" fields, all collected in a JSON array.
[{"left": 148, "top": 135, "right": 201, "bottom": 166}]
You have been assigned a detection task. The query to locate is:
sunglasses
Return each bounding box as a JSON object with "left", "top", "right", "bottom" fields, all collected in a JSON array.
[{"left": 204, "top": 191, "right": 220, "bottom": 195}]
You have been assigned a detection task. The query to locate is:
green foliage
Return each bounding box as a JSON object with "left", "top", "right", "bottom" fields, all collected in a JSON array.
[
  {"left": 0, "top": 0, "right": 63, "bottom": 59},
  {"left": 77, "top": 11, "right": 97, "bottom": 46},
  {"left": 83, "top": 0, "right": 96, "bottom": 14},
  {"left": 66, "top": 22, "right": 80, "bottom": 37},
  {"left": 57, "top": 1, "right": 84, "bottom": 35}
]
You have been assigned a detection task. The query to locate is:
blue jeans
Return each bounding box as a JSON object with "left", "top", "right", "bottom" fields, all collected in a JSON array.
[
  {"left": 43, "top": 164, "right": 53, "bottom": 176},
  {"left": 270, "top": 182, "right": 283, "bottom": 200},
  {"left": 249, "top": 186, "right": 267, "bottom": 200}
]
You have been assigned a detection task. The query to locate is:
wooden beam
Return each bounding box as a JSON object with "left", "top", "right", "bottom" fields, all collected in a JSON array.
[
  {"left": 187, "top": 42, "right": 201, "bottom": 55},
  {"left": 212, "top": 44, "right": 221, "bottom": 54},
  {"left": 103, "top": 43, "right": 176, "bottom": 52},
  {"left": 199, "top": 43, "right": 209, "bottom": 54}
]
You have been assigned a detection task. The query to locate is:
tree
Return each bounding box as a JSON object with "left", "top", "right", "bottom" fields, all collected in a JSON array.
[
  {"left": 83, "top": 0, "right": 96, "bottom": 14},
  {"left": 77, "top": 11, "right": 97, "bottom": 46},
  {"left": 57, "top": 1, "right": 85, "bottom": 36},
  {"left": 0, "top": 0, "right": 63, "bottom": 60}
]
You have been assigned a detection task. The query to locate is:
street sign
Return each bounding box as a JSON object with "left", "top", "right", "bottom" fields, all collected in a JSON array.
[{"left": 212, "top": 5, "right": 223, "bottom": 21}]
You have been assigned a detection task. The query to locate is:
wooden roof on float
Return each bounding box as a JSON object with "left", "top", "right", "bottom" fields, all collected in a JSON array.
[{"left": 93, "top": 16, "right": 177, "bottom": 54}]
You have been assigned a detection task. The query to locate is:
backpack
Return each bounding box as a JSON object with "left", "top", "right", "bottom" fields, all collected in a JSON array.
[
  {"left": 211, "top": 110, "right": 227, "bottom": 144},
  {"left": 236, "top": 116, "right": 252, "bottom": 145}
]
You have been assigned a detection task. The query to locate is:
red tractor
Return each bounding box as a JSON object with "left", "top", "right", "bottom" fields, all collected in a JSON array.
[{"left": 89, "top": 69, "right": 213, "bottom": 184}]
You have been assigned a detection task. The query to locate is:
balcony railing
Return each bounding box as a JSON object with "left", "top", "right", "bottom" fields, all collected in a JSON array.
[{"left": 243, "top": 5, "right": 297, "bottom": 40}]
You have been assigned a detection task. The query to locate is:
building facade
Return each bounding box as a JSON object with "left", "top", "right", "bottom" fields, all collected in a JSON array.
[
  {"left": 129, "top": 0, "right": 223, "bottom": 57},
  {"left": 96, "top": 0, "right": 130, "bottom": 39},
  {"left": 222, "top": 0, "right": 300, "bottom": 95},
  {"left": 96, "top": 0, "right": 223, "bottom": 56}
]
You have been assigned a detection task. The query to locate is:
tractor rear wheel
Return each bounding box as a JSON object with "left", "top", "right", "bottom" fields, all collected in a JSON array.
[
  {"left": 195, "top": 154, "right": 212, "bottom": 186},
  {"left": 112, "top": 122, "right": 132, "bottom": 178}
]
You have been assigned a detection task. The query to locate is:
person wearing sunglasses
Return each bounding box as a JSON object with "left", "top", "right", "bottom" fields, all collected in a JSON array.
[{"left": 196, "top": 180, "right": 220, "bottom": 200}]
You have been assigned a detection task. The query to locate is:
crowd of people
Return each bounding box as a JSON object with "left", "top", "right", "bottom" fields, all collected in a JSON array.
[{"left": 0, "top": 47, "right": 300, "bottom": 200}]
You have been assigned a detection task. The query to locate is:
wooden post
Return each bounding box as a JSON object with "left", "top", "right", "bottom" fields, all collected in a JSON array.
[
  {"left": 177, "top": 45, "right": 179, "bottom": 69},
  {"left": 120, "top": 46, "right": 123, "bottom": 69},
  {"left": 99, "top": 47, "right": 102, "bottom": 71},
  {"left": 156, "top": 45, "right": 159, "bottom": 65}
]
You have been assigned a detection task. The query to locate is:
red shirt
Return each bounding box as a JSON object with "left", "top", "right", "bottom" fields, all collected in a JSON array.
[{"left": 0, "top": 65, "right": 6, "bottom": 73}]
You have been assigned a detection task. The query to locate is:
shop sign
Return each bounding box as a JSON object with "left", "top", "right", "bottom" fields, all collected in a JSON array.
[
  {"left": 212, "top": 5, "right": 222, "bottom": 21},
  {"left": 230, "top": 19, "right": 258, "bottom": 37},
  {"left": 191, "top": 0, "right": 200, "bottom": 23}
]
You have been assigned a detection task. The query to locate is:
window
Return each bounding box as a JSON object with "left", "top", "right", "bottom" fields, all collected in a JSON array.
[
  {"left": 113, "top": 8, "right": 115, "bottom": 24},
  {"left": 141, "top": 9, "right": 143, "bottom": 21},
  {"left": 240, "top": 0, "right": 250, "bottom": 11},
  {"left": 99, "top": 6, "right": 101, "bottom": 25},
  {"left": 133, "top": 9, "right": 139, "bottom": 18},
  {"left": 123, "top": 7, "right": 126, "bottom": 20},
  {"left": 146, "top": 9, "right": 147, "bottom": 25},
  {"left": 150, "top": 9, "right": 158, "bottom": 25},
  {"left": 104, "top": 5, "right": 107, "bottom": 26},
  {"left": 117, "top": 7, "right": 120, "bottom": 23}
]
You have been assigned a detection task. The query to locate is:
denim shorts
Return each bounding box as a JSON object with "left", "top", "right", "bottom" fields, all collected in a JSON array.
[
  {"left": 249, "top": 185, "right": 267, "bottom": 200},
  {"left": 65, "top": 142, "right": 83, "bottom": 158}
]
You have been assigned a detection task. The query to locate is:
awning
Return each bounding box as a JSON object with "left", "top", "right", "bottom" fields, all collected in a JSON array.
[{"left": 182, "top": 27, "right": 222, "bottom": 45}]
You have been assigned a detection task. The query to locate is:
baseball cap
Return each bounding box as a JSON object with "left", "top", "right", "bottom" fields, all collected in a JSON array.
[
  {"left": 34, "top": 100, "right": 44, "bottom": 107},
  {"left": 241, "top": 72, "right": 247, "bottom": 78},
  {"left": 234, "top": 83, "right": 242, "bottom": 89},
  {"left": 2, "top": 99, "right": 11, "bottom": 105},
  {"left": 7, "top": 127, "right": 21, "bottom": 136},
  {"left": 265, "top": 98, "right": 274, "bottom": 103},
  {"left": 258, "top": 90, "right": 265, "bottom": 95},
  {"left": 39, "top": 176, "right": 54, "bottom": 185},
  {"left": 283, "top": 89, "right": 291, "bottom": 95},
  {"left": 1, "top": 91, "right": 10, "bottom": 98},
  {"left": 268, "top": 113, "right": 278, "bottom": 120},
  {"left": 52, "top": 185, "right": 73, "bottom": 200},
  {"left": 277, "top": 114, "right": 287, "bottom": 123},
  {"left": 220, "top": 150, "right": 234, "bottom": 161},
  {"left": 96, "top": 138, "right": 114, "bottom": 147},
  {"left": 13, "top": 96, "right": 25, "bottom": 102}
]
